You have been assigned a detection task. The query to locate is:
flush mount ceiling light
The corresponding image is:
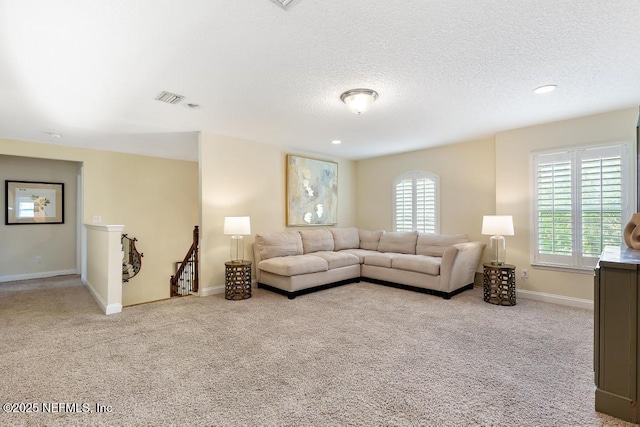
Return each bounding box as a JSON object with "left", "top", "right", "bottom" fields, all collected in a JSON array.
[
  {"left": 533, "top": 84, "right": 558, "bottom": 94},
  {"left": 270, "top": 0, "right": 297, "bottom": 9},
  {"left": 340, "top": 88, "right": 379, "bottom": 115},
  {"left": 155, "top": 90, "right": 184, "bottom": 104},
  {"left": 331, "top": 140, "right": 342, "bottom": 145}
]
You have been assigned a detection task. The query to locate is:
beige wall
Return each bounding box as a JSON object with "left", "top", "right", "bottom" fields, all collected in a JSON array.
[
  {"left": 199, "top": 132, "right": 357, "bottom": 292},
  {"left": 0, "top": 138, "right": 199, "bottom": 306},
  {"left": 355, "top": 137, "right": 496, "bottom": 253},
  {"left": 495, "top": 107, "right": 638, "bottom": 300},
  {"left": 0, "top": 155, "right": 79, "bottom": 279}
]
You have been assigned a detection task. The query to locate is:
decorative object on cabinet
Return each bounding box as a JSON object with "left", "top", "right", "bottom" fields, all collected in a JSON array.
[
  {"left": 5, "top": 180, "right": 64, "bottom": 225},
  {"left": 286, "top": 154, "right": 338, "bottom": 226},
  {"left": 122, "top": 234, "right": 143, "bottom": 282},
  {"left": 224, "top": 216, "right": 251, "bottom": 262},
  {"left": 481, "top": 215, "right": 514, "bottom": 265},
  {"left": 623, "top": 212, "right": 640, "bottom": 249}
]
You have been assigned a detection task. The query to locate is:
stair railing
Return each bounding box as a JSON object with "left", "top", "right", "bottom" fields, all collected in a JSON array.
[{"left": 170, "top": 225, "right": 199, "bottom": 297}]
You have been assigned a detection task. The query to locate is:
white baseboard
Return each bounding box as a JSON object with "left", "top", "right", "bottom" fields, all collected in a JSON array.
[
  {"left": 0, "top": 269, "right": 78, "bottom": 283},
  {"left": 198, "top": 285, "right": 225, "bottom": 297},
  {"left": 85, "top": 279, "right": 122, "bottom": 315},
  {"left": 517, "top": 289, "right": 593, "bottom": 310}
]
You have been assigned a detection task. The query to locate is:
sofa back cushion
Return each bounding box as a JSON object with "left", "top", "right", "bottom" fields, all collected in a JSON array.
[
  {"left": 330, "top": 227, "right": 360, "bottom": 251},
  {"left": 359, "top": 229, "right": 383, "bottom": 250},
  {"left": 255, "top": 232, "right": 303, "bottom": 260},
  {"left": 378, "top": 231, "right": 418, "bottom": 254},
  {"left": 416, "top": 233, "right": 469, "bottom": 256},
  {"left": 299, "top": 229, "right": 335, "bottom": 253}
]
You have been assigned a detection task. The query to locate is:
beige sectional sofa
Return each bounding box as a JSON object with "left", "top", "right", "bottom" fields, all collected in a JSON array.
[{"left": 253, "top": 227, "right": 484, "bottom": 299}]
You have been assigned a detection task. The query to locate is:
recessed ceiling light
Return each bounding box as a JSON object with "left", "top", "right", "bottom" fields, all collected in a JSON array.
[
  {"left": 331, "top": 140, "right": 342, "bottom": 145},
  {"left": 533, "top": 84, "right": 558, "bottom": 94},
  {"left": 44, "top": 132, "right": 62, "bottom": 138}
]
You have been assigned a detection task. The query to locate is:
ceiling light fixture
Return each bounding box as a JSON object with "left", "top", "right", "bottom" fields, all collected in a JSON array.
[
  {"left": 331, "top": 140, "right": 342, "bottom": 145},
  {"left": 340, "top": 88, "right": 378, "bottom": 115},
  {"left": 533, "top": 84, "right": 558, "bottom": 94},
  {"left": 270, "top": 0, "right": 297, "bottom": 9}
]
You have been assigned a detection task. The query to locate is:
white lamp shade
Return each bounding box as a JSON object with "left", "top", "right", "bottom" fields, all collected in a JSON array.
[
  {"left": 223, "top": 216, "right": 251, "bottom": 235},
  {"left": 482, "top": 215, "right": 514, "bottom": 236}
]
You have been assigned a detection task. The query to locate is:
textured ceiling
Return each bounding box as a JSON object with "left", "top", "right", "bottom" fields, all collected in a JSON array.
[{"left": 1, "top": 1, "right": 640, "bottom": 161}]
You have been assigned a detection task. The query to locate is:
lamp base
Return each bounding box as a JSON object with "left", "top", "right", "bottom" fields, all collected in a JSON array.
[
  {"left": 489, "top": 235, "right": 506, "bottom": 265},
  {"left": 230, "top": 235, "right": 244, "bottom": 262}
]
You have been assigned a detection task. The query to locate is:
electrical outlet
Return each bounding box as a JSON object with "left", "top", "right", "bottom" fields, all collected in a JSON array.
[
  {"left": 92, "top": 216, "right": 102, "bottom": 223},
  {"left": 35, "top": 256, "right": 41, "bottom": 264},
  {"left": 522, "top": 269, "right": 528, "bottom": 280}
]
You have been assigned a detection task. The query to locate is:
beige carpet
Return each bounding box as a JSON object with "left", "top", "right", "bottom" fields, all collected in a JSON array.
[{"left": 0, "top": 275, "right": 634, "bottom": 426}]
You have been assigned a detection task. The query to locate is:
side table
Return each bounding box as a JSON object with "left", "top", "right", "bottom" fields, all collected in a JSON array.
[
  {"left": 225, "top": 261, "right": 252, "bottom": 300},
  {"left": 483, "top": 263, "right": 516, "bottom": 306}
]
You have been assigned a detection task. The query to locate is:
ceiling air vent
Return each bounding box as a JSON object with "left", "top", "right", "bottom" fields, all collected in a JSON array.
[
  {"left": 155, "top": 91, "right": 184, "bottom": 104},
  {"left": 271, "top": 0, "right": 297, "bottom": 9}
]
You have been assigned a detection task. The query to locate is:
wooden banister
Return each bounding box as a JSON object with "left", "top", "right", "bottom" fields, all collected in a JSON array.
[{"left": 170, "top": 225, "right": 199, "bottom": 297}]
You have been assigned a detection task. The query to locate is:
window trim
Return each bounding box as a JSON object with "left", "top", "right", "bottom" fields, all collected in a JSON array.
[
  {"left": 392, "top": 170, "right": 440, "bottom": 234},
  {"left": 529, "top": 141, "right": 635, "bottom": 271}
]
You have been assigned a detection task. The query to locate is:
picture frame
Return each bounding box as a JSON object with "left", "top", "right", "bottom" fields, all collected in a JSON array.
[
  {"left": 5, "top": 180, "right": 64, "bottom": 225},
  {"left": 286, "top": 154, "right": 338, "bottom": 226}
]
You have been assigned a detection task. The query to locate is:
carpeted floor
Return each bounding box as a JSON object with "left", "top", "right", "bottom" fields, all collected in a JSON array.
[{"left": 0, "top": 275, "right": 634, "bottom": 426}]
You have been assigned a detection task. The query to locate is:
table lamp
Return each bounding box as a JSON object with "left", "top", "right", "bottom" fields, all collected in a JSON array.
[
  {"left": 224, "top": 216, "right": 251, "bottom": 262},
  {"left": 482, "top": 215, "right": 514, "bottom": 265}
]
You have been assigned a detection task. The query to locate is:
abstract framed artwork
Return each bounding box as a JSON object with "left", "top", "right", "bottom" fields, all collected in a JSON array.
[
  {"left": 5, "top": 180, "right": 64, "bottom": 225},
  {"left": 286, "top": 154, "right": 338, "bottom": 226}
]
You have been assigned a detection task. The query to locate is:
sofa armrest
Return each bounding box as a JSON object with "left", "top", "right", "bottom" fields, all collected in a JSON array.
[{"left": 439, "top": 242, "right": 485, "bottom": 293}]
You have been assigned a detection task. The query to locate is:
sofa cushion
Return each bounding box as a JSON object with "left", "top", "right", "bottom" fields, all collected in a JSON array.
[
  {"left": 392, "top": 255, "right": 441, "bottom": 275},
  {"left": 339, "top": 248, "right": 380, "bottom": 263},
  {"left": 310, "top": 251, "right": 360, "bottom": 269},
  {"left": 299, "top": 229, "right": 335, "bottom": 253},
  {"left": 258, "top": 255, "right": 328, "bottom": 277},
  {"left": 378, "top": 231, "right": 418, "bottom": 254},
  {"left": 255, "top": 232, "right": 303, "bottom": 260},
  {"left": 330, "top": 227, "right": 360, "bottom": 251},
  {"left": 416, "top": 233, "right": 469, "bottom": 257},
  {"left": 359, "top": 229, "right": 383, "bottom": 250},
  {"left": 363, "top": 252, "right": 398, "bottom": 268}
]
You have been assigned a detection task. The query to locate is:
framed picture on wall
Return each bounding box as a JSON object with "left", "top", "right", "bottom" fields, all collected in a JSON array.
[
  {"left": 5, "top": 180, "right": 64, "bottom": 225},
  {"left": 286, "top": 154, "right": 338, "bottom": 226}
]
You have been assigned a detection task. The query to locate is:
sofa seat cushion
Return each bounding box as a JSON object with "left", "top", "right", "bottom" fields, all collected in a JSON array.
[
  {"left": 310, "top": 251, "right": 360, "bottom": 269},
  {"left": 392, "top": 254, "right": 441, "bottom": 276},
  {"left": 258, "top": 255, "right": 328, "bottom": 277},
  {"left": 363, "top": 252, "right": 399, "bottom": 268},
  {"left": 339, "top": 249, "right": 380, "bottom": 263}
]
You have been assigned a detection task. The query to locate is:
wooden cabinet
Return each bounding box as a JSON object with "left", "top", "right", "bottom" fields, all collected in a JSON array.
[{"left": 594, "top": 246, "right": 639, "bottom": 424}]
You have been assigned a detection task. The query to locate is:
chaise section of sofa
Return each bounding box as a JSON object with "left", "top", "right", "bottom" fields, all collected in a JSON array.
[
  {"left": 254, "top": 227, "right": 485, "bottom": 299},
  {"left": 254, "top": 229, "right": 361, "bottom": 299}
]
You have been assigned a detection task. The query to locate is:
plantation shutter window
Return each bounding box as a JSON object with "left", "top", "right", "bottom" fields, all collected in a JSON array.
[
  {"left": 393, "top": 171, "right": 439, "bottom": 234},
  {"left": 532, "top": 143, "right": 632, "bottom": 270}
]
